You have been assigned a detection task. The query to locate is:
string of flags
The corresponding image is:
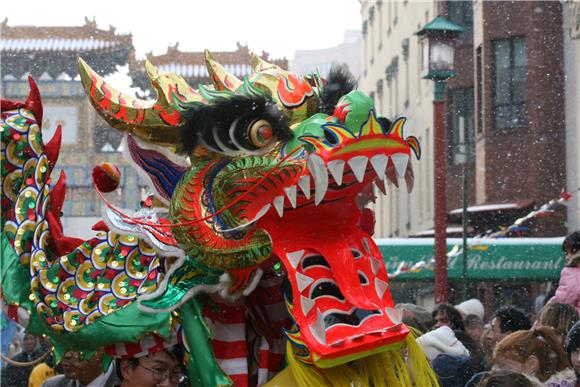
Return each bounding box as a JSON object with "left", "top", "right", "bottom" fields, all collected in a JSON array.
[{"left": 387, "top": 189, "right": 578, "bottom": 278}]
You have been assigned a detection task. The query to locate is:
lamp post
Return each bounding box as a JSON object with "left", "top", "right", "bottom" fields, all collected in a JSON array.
[{"left": 416, "top": 16, "right": 463, "bottom": 304}]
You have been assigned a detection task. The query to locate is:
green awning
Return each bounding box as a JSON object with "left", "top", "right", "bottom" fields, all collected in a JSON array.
[{"left": 377, "top": 238, "right": 565, "bottom": 281}]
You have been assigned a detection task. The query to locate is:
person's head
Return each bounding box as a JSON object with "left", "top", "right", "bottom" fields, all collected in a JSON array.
[
  {"left": 431, "top": 354, "right": 472, "bottom": 387},
  {"left": 566, "top": 320, "right": 580, "bottom": 377},
  {"left": 486, "top": 306, "right": 531, "bottom": 349},
  {"left": 464, "top": 313, "right": 484, "bottom": 343},
  {"left": 563, "top": 231, "right": 580, "bottom": 266},
  {"left": 477, "top": 370, "right": 533, "bottom": 387},
  {"left": 397, "top": 303, "right": 433, "bottom": 334},
  {"left": 59, "top": 351, "right": 104, "bottom": 384},
  {"left": 22, "top": 333, "right": 37, "bottom": 353},
  {"left": 538, "top": 302, "right": 579, "bottom": 341},
  {"left": 432, "top": 303, "right": 465, "bottom": 331},
  {"left": 119, "top": 349, "right": 183, "bottom": 387},
  {"left": 455, "top": 298, "right": 485, "bottom": 320},
  {"left": 493, "top": 326, "right": 569, "bottom": 382}
]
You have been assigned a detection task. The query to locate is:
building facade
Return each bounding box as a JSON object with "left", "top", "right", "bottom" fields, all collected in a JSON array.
[
  {"left": 361, "top": 1, "right": 567, "bottom": 239},
  {"left": 565, "top": 0, "right": 580, "bottom": 230},
  {"left": 290, "top": 30, "right": 362, "bottom": 79}
]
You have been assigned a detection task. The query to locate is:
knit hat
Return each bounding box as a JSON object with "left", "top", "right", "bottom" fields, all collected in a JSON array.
[
  {"left": 566, "top": 320, "right": 580, "bottom": 378},
  {"left": 417, "top": 326, "right": 470, "bottom": 361},
  {"left": 432, "top": 354, "right": 473, "bottom": 387},
  {"left": 455, "top": 299, "right": 485, "bottom": 320}
]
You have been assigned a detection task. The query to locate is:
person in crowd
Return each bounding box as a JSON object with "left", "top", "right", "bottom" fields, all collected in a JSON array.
[
  {"left": 416, "top": 325, "right": 470, "bottom": 362},
  {"left": 465, "top": 314, "right": 485, "bottom": 343},
  {"left": 566, "top": 320, "right": 580, "bottom": 386},
  {"left": 492, "top": 326, "right": 575, "bottom": 385},
  {"left": 454, "top": 329, "right": 488, "bottom": 373},
  {"left": 483, "top": 306, "right": 531, "bottom": 350},
  {"left": 432, "top": 303, "right": 465, "bottom": 331},
  {"left": 42, "top": 351, "right": 118, "bottom": 387},
  {"left": 431, "top": 353, "right": 472, "bottom": 387},
  {"left": 29, "top": 352, "right": 56, "bottom": 387},
  {"left": 116, "top": 348, "right": 184, "bottom": 387},
  {"left": 397, "top": 303, "right": 433, "bottom": 334},
  {"left": 476, "top": 370, "right": 533, "bottom": 387},
  {"left": 537, "top": 302, "right": 579, "bottom": 345},
  {"left": 534, "top": 283, "right": 548, "bottom": 317},
  {"left": 546, "top": 231, "right": 580, "bottom": 315},
  {"left": 456, "top": 298, "right": 485, "bottom": 321},
  {"left": 1, "top": 332, "right": 44, "bottom": 387}
]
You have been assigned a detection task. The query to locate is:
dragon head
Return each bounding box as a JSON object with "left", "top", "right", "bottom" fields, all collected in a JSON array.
[{"left": 78, "top": 53, "right": 420, "bottom": 368}]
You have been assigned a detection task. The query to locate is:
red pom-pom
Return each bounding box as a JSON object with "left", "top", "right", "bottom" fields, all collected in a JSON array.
[{"left": 92, "top": 162, "right": 121, "bottom": 192}]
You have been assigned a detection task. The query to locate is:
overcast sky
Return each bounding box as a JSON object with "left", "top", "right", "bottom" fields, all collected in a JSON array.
[{"left": 5, "top": 0, "right": 362, "bottom": 60}]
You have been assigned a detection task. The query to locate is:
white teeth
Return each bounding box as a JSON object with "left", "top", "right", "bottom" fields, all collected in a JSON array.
[
  {"left": 311, "top": 309, "right": 327, "bottom": 345},
  {"left": 348, "top": 156, "right": 369, "bottom": 183},
  {"left": 362, "top": 237, "right": 372, "bottom": 254},
  {"left": 284, "top": 185, "right": 297, "bottom": 208},
  {"left": 301, "top": 296, "right": 315, "bottom": 316},
  {"left": 273, "top": 196, "right": 284, "bottom": 217},
  {"left": 374, "top": 179, "right": 387, "bottom": 196},
  {"left": 370, "top": 155, "right": 388, "bottom": 180},
  {"left": 385, "top": 307, "right": 403, "bottom": 325},
  {"left": 375, "top": 278, "right": 389, "bottom": 299},
  {"left": 370, "top": 257, "right": 382, "bottom": 275},
  {"left": 298, "top": 175, "right": 311, "bottom": 199},
  {"left": 307, "top": 155, "right": 328, "bottom": 205},
  {"left": 296, "top": 272, "right": 314, "bottom": 292},
  {"left": 286, "top": 250, "right": 304, "bottom": 269},
  {"left": 327, "top": 160, "right": 345, "bottom": 186},
  {"left": 391, "top": 154, "right": 409, "bottom": 178}
]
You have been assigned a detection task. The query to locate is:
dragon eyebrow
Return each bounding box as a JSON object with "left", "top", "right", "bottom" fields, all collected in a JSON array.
[{"left": 179, "top": 94, "right": 292, "bottom": 155}]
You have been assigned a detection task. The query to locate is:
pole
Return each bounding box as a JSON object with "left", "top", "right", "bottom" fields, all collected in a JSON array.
[
  {"left": 433, "top": 80, "right": 448, "bottom": 304},
  {"left": 462, "top": 163, "right": 468, "bottom": 301}
]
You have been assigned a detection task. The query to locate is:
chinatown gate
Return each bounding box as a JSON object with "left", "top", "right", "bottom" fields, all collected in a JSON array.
[{"left": 378, "top": 238, "right": 565, "bottom": 318}]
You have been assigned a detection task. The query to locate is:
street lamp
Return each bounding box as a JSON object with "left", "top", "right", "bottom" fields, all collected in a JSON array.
[{"left": 416, "top": 16, "right": 463, "bottom": 304}]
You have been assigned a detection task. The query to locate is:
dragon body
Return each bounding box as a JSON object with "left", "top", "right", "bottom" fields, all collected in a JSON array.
[{"left": 1, "top": 52, "right": 436, "bottom": 386}]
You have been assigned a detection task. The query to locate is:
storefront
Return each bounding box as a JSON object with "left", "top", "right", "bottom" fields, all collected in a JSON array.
[{"left": 377, "top": 237, "right": 565, "bottom": 318}]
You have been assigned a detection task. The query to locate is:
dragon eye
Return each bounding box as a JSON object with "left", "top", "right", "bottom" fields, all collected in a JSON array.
[{"left": 248, "top": 119, "right": 274, "bottom": 148}]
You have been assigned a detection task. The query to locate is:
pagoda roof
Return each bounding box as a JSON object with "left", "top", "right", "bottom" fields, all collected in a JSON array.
[{"left": 1, "top": 18, "right": 134, "bottom": 80}]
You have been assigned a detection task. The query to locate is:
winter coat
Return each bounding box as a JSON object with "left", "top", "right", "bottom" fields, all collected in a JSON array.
[
  {"left": 547, "top": 267, "right": 580, "bottom": 315},
  {"left": 526, "top": 368, "right": 577, "bottom": 387}
]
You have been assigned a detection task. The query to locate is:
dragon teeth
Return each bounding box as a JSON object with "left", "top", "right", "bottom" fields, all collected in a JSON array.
[
  {"left": 296, "top": 272, "right": 314, "bottom": 292},
  {"left": 370, "top": 154, "right": 388, "bottom": 181},
  {"left": 272, "top": 196, "right": 284, "bottom": 217},
  {"left": 307, "top": 154, "right": 328, "bottom": 206},
  {"left": 298, "top": 175, "right": 311, "bottom": 199},
  {"left": 286, "top": 250, "right": 304, "bottom": 269},
  {"left": 327, "top": 160, "right": 345, "bottom": 186},
  {"left": 284, "top": 185, "right": 297, "bottom": 208},
  {"left": 374, "top": 278, "right": 388, "bottom": 299},
  {"left": 310, "top": 309, "right": 327, "bottom": 345},
  {"left": 348, "top": 156, "right": 368, "bottom": 183},
  {"left": 301, "top": 295, "right": 315, "bottom": 316},
  {"left": 385, "top": 307, "right": 403, "bottom": 325},
  {"left": 391, "top": 153, "right": 409, "bottom": 178}
]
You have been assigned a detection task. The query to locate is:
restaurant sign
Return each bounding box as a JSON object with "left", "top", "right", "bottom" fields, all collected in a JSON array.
[{"left": 377, "top": 237, "right": 565, "bottom": 281}]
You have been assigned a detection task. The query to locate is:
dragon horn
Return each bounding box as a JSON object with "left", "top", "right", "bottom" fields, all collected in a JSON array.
[
  {"left": 251, "top": 53, "right": 279, "bottom": 73},
  {"left": 204, "top": 50, "right": 242, "bottom": 92},
  {"left": 78, "top": 58, "right": 186, "bottom": 151}
]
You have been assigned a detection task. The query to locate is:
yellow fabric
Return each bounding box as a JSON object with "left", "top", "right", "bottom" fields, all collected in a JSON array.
[
  {"left": 283, "top": 329, "right": 439, "bottom": 387},
  {"left": 262, "top": 367, "right": 299, "bottom": 387},
  {"left": 28, "top": 362, "right": 55, "bottom": 387}
]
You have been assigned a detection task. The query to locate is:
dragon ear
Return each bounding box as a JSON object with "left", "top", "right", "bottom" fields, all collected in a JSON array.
[
  {"left": 124, "top": 135, "right": 189, "bottom": 203},
  {"left": 205, "top": 50, "right": 243, "bottom": 92}
]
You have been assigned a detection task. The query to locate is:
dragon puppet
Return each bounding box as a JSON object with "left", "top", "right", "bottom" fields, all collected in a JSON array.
[{"left": 1, "top": 51, "right": 438, "bottom": 386}]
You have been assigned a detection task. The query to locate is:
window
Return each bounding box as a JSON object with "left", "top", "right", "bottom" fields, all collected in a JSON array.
[
  {"left": 492, "top": 37, "right": 528, "bottom": 129},
  {"left": 448, "top": 88, "right": 475, "bottom": 165},
  {"left": 448, "top": 1, "right": 473, "bottom": 44}
]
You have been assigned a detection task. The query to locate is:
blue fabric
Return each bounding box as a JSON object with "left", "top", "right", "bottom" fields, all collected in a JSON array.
[
  {"left": 432, "top": 353, "right": 473, "bottom": 387},
  {"left": 0, "top": 312, "right": 17, "bottom": 368}
]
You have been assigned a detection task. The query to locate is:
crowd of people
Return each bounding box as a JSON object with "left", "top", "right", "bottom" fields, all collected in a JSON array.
[{"left": 2, "top": 231, "right": 580, "bottom": 386}]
